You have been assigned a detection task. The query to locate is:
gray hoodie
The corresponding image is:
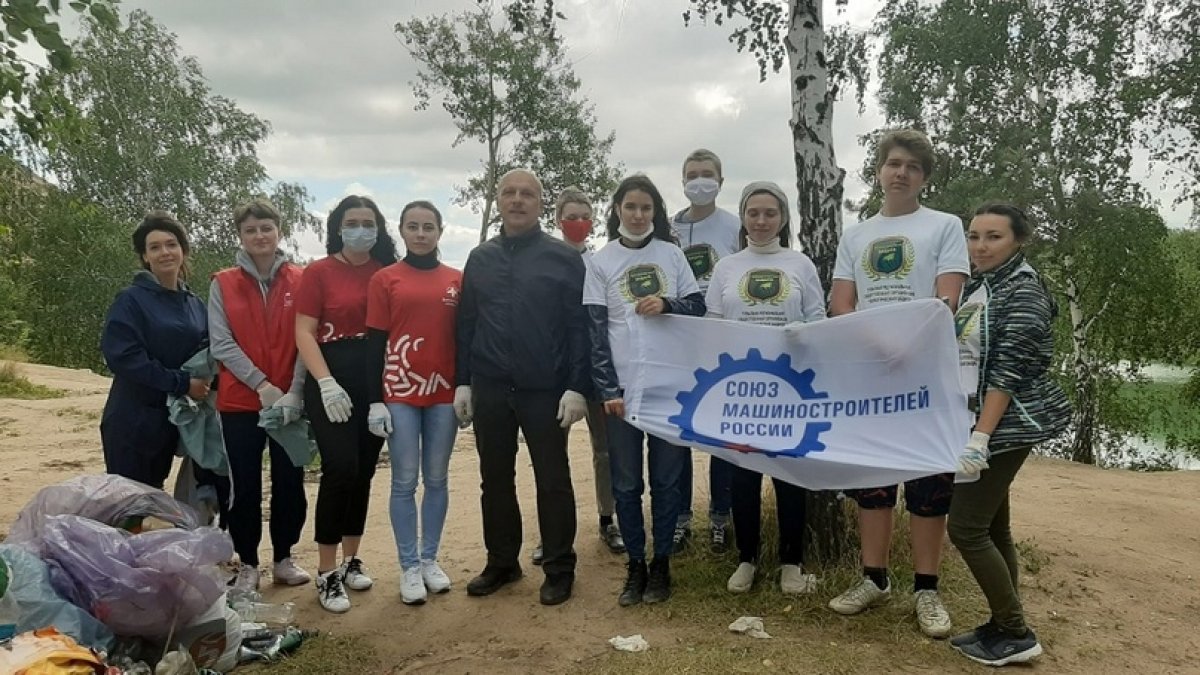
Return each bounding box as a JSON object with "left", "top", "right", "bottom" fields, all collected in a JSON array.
[{"left": 207, "top": 249, "right": 306, "bottom": 395}]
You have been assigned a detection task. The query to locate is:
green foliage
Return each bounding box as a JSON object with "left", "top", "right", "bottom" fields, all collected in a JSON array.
[
  {"left": 0, "top": 0, "right": 119, "bottom": 146},
  {"left": 0, "top": 361, "right": 65, "bottom": 399},
  {"left": 395, "top": 8, "right": 621, "bottom": 243},
  {"left": 870, "top": 0, "right": 1190, "bottom": 464},
  {"left": 23, "top": 9, "right": 318, "bottom": 251}
]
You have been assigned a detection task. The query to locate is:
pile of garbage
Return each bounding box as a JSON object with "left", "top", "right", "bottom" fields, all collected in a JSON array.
[{"left": 1, "top": 475, "right": 315, "bottom": 673}]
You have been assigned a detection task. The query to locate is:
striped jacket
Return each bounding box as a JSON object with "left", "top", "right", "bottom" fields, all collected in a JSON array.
[{"left": 965, "top": 252, "right": 1071, "bottom": 453}]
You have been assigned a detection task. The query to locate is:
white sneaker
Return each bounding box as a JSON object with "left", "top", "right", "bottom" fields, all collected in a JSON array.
[
  {"left": 400, "top": 567, "right": 427, "bottom": 605},
  {"left": 272, "top": 557, "right": 312, "bottom": 586},
  {"left": 828, "top": 576, "right": 891, "bottom": 615},
  {"left": 316, "top": 570, "right": 351, "bottom": 613},
  {"left": 914, "top": 589, "right": 952, "bottom": 638},
  {"left": 229, "top": 564, "right": 260, "bottom": 600},
  {"left": 780, "top": 565, "right": 818, "bottom": 595},
  {"left": 340, "top": 556, "right": 374, "bottom": 591},
  {"left": 421, "top": 560, "right": 452, "bottom": 594},
  {"left": 727, "top": 562, "right": 756, "bottom": 593}
]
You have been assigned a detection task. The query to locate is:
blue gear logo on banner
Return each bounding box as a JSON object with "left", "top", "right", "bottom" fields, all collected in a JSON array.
[{"left": 668, "top": 349, "right": 832, "bottom": 458}]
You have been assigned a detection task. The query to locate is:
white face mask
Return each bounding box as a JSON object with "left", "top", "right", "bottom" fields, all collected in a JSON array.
[
  {"left": 618, "top": 223, "right": 652, "bottom": 242},
  {"left": 683, "top": 177, "right": 721, "bottom": 206}
]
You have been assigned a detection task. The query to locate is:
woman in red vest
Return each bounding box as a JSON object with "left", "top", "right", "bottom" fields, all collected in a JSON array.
[
  {"left": 295, "top": 195, "right": 397, "bottom": 614},
  {"left": 209, "top": 198, "right": 311, "bottom": 598}
]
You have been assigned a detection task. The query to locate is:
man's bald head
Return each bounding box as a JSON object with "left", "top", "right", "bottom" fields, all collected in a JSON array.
[{"left": 496, "top": 169, "right": 544, "bottom": 235}]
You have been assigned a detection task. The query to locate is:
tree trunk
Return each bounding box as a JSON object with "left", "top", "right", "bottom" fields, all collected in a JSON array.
[
  {"left": 1064, "top": 258, "right": 1097, "bottom": 464},
  {"left": 479, "top": 193, "right": 495, "bottom": 245},
  {"left": 788, "top": 0, "right": 849, "bottom": 563},
  {"left": 787, "top": 0, "right": 845, "bottom": 292}
]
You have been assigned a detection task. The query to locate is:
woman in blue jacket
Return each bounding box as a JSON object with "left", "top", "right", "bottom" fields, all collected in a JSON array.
[{"left": 100, "top": 211, "right": 210, "bottom": 489}]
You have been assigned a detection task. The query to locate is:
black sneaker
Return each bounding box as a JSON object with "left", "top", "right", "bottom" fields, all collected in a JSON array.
[
  {"left": 671, "top": 525, "right": 692, "bottom": 554},
  {"left": 950, "top": 620, "right": 1001, "bottom": 648},
  {"left": 540, "top": 572, "right": 574, "bottom": 605},
  {"left": 531, "top": 544, "right": 544, "bottom": 566},
  {"left": 601, "top": 523, "right": 626, "bottom": 554},
  {"left": 618, "top": 559, "right": 648, "bottom": 607},
  {"left": 957, "top": 628, "right": 1043, "bottom": 666},
  {"left": 643, "top": 557, "right": 671, "bottom": 604},
  {"left": 710, "top": 522, "right": 728, "bottom": 553},
  {"left": 466, "top": 565, "right": 523, "bottom": 597}
]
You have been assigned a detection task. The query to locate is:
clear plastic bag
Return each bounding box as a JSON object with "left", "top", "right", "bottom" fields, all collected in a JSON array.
[
  {"left": 0, "top": 544, "right": 115, "bottom": 651},
  {"left": 7, "top": 474, "right": 201, "bottom": 553},
  {"left": 40, "top": 514, "right": 233, "bottom": 641}
]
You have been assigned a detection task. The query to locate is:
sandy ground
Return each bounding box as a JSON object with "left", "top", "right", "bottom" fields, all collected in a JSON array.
[{"left": 2, "top": 362, "right": 1200, "bottom": 674}]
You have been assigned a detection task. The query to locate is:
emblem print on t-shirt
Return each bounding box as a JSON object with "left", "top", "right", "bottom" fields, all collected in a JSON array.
[
  {"left": 684, "top": 244, "right": 717, "bottom": 281},
  {"left": 738, "top": 268, "right": 790, "bottom": 306},
  {"left": 861, "top": 236, "right": 916, "bottom": 281},
  {"left": 442, "top": 284, "right": 460, "bottom": 307},
  {"left": 384, "top": 334, "right": 451, "bottom": 399},
  {"left": 621, "top": 264, "right": 667, "bottom": 303},
  {"left": 954, "top": 302, "right": 983, "bottom": 343}
]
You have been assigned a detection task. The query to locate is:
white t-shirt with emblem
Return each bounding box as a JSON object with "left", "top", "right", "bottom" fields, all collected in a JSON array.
[
  {"left": 584, "top": 238, "right": 701, "bottom": 389},
  {"left": 671, "top": 206, "right": 741, "bottom": 294},
  {"left": 954, "top": 284, "right": 989, "bottom": 396},
  {"left": 833, "top": 206, "right": 969, "bottom": 308},
  {"left": 705, "top": 248, "right": 827, "bottom": 327}
]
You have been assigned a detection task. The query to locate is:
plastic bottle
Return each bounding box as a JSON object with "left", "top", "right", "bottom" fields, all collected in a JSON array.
[
  {"left": 231, "top": 600, "right": 295, "bottom": 626},
  {"left": 0, "top": 558, "right": 20, "bottom": 641}
]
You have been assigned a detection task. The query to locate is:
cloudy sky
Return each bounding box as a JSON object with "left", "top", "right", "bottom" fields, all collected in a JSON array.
[{"left": 42, "top": 0, "right": 1189, "bottom": 267}]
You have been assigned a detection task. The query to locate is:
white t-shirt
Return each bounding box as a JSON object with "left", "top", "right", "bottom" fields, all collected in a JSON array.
[
  {"left": 833, "top": 206, "right": 969, "bottom": 308},
  {"left": 705, "top": 248, "right": 827, "bottom": 327},
  {"left": 671, "top": 206, "right": 741, "bottom": 293},
  {"left": 955, "top": 284, "right": 988, "bottom": 396},
  {"left": 583, "top": 238, "right": 701, "bottom": 389}
]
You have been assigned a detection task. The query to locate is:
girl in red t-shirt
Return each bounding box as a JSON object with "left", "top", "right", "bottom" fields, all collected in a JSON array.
[
  {"left": 365, "top": 200, "right": 462, "bottom": 606},
  {"left": 294, "top": 195, "right": 397, "bottom": 614}
]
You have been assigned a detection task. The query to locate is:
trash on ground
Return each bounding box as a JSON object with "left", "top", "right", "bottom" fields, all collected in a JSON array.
[
  {"left": 608, "top": 634, "right": 650, "bottom": 652},
  {"left": 0, "top": 544, "right": 114, "bottom": 650},
  {"left": 0, "top": 627, "right": 106, "bottom": 674},
  {"left": 728, "top": 616, "right": 772, "bottom": 639}
]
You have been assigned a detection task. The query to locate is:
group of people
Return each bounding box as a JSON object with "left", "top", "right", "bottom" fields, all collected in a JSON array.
[{"left": 97, "top": 128, "right": 1070, "bottom": 668}]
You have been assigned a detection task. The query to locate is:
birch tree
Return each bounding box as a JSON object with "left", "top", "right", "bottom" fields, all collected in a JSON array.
[{"left": 872, "top": 0, "right": 1184, "bottom": 464}]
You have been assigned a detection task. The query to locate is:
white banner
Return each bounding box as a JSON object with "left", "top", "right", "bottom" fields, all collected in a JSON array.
[{"left": 625, "top": 298, "right": 971, "bottom": 490}]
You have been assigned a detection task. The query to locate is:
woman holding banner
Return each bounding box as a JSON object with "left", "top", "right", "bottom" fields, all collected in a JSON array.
[
  {"left": 947, "top": 203, "right": 1070, "bottom": 666},
  {"left": 584, "top": 175, "right": 706, "bottom": 607},
  {"left": 704, "top": 181, "right": 826, "bottom": 595}
]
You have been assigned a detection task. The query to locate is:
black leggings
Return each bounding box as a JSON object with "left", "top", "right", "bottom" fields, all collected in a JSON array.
[
  {"left": 731, "top": 465, "right": 808, "bottom": 566},
  {"left": 305, "top": 339, "right": 384, "bottom": 546}
]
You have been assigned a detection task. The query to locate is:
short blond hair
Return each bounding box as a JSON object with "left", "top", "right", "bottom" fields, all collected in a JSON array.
[
  {"left": 681, "top": 148, "right": 723, "bottom": 177},
  {"left": 233, "top": 196, "right": 281, "bottom": 230},
  {"left": 555, "top": 186, "right": 591, "bottom": 220}
]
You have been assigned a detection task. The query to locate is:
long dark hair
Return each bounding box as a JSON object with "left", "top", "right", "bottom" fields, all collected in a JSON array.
[
  {"left": 133, "top": 210, "right": 191, "bottom": 280},
  {"left": 326, "top": 195, "right": 397, "bottom": 264},
  {"left": 605, "top": 175, "right": 674, "bottom": 242},
  {"left": 974, "top": 202, "right": 1033, "bottom": 243}
]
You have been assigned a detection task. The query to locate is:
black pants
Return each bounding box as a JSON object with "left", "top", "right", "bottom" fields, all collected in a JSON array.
[
  {"left": 472, "top": 378, "right": 577, "bottom": 575},
  {"left": 221, "top": 411, "right": 307, "bottom": 567},
  {"left": 731, "top": 465, "right": 808, "bottom": 566},
  {"left": 306, "top": 340, "right": 384, "bottom": 546},
  {"left": 101, "top": 405, "right": 177, "bottom": 490}
]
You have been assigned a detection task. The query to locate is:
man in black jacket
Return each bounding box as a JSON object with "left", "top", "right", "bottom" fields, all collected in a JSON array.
[{"left": 454, "top": 168, "right": 590, "bottom": 606}]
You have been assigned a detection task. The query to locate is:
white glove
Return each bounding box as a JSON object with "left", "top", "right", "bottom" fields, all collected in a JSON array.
[
  {"left": 272, "top": 391, "right": 304, "bottom": 425},
  {"left": 453, "top": 385, "right": 474, "bottom": 427},
  {"left": 317, "top": 377, "right": 353, "bottom": 423},
  {"left": 367, "top": 402, "right": 392, "bottom": 438},
  {"left": 257, "top": 382, "right": 284, "bottom": 408},
  {"left": 556, "top": 390, "right": 588, "bottom": 428},
  {"left": 957, "top": 430, "right": 991, "bottom": 475},
  {"left": 783, "top": 321, "right": 807, "bottom": 341}
]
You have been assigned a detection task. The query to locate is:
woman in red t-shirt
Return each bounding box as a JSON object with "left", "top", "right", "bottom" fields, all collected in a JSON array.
[
  {"left": 365, "top": 200, "right": 462, "bottom": 606},
  {"left": 294, "top": 195, "right": 397, "bottom": 614}
]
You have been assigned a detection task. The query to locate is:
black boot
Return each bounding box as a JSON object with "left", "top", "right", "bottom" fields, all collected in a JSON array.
[
  {"left": 618, "top": 559, "right": 648, "bottom": 607},
  {"left": 644, "top": 557, "right": 671, "bottom": 604}
]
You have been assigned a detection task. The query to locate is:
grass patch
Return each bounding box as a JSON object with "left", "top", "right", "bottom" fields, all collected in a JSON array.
[
  {"left": 237, "top": 633, "right": 380, "bottom": 674},
  {"left": 0, "top": 361, "right": 65, "bottom": 399},
  {"left": 580, "top": 489, "right": 1019, "bottom": 674},
  {"left": 0, "top": 344, "right": 30, "bottom": 362}
]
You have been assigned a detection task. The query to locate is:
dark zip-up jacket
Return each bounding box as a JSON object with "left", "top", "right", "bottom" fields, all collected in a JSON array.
[
  {"left": 965, "top": 252, "right": 1071, "bottom": 453},
  {"left": 455, "top": 226, "right": 589, "bottom": 394}
]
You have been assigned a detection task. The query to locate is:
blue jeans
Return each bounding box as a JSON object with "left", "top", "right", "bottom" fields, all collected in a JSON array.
[
  {"left": 676, "top": 451, "right": 733, "bottom": 527},
  {"left": 387, "top": 403, "right": 457, "bottom": 569},
  {"left": 607, "top": 416, "right": 688, "bottom": 560}
]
